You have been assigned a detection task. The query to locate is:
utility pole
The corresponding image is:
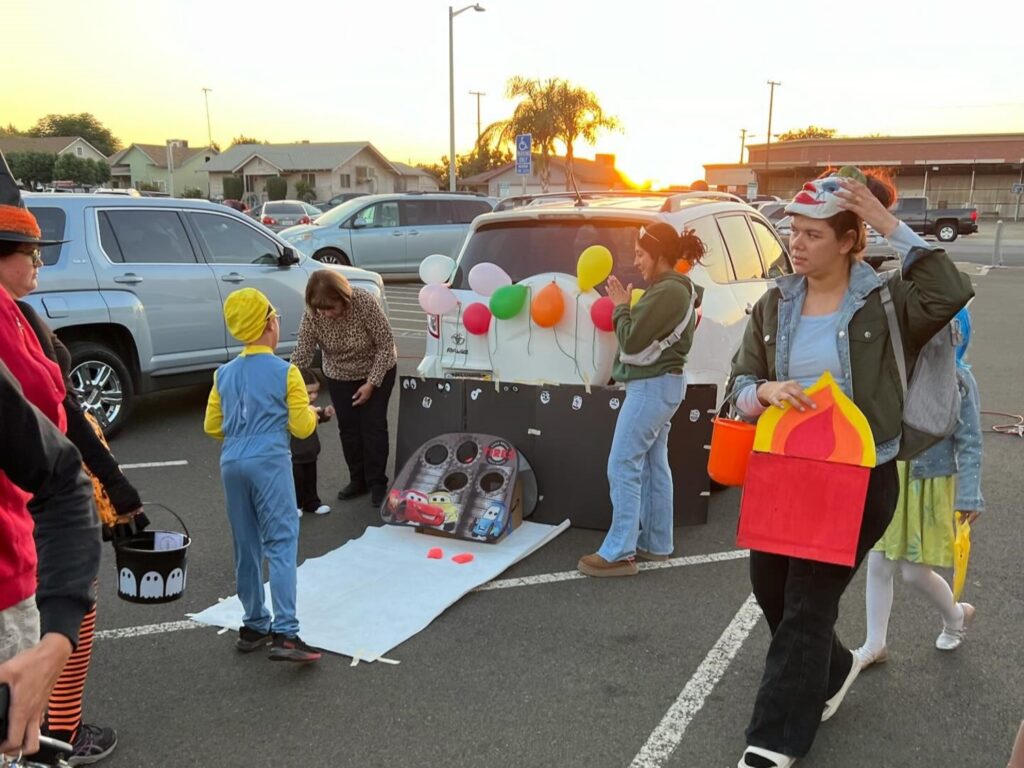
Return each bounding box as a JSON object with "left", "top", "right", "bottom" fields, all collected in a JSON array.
[
  {"left": 765, "top": 80, "right": 781, "bottom": 195},
  {"left": 201, "top": 87, "right": 213, "bottom": 148},
  {"left": 739, "top": 129, "right": 755, "bottom": 164},
  {"left": 469, "top": 90, "right": 486, "bottom": 144}
]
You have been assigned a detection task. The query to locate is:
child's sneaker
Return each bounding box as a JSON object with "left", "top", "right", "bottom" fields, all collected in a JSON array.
[
  {"left": 269, "top": 634, "right": 322, "bottom": 663},
  {"left": 313, "top": 504, "right": 331, "bottom": 515},
  {"left": 296, "top": 507, "right": 304, "bottom": 518}
]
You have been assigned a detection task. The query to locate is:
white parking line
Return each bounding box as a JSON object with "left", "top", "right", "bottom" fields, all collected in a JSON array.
[
  {"left": 120, "top": 460, "right": 190, "bottom": 470},
  {"left": 629, "top": 593, "right": 761, "bottom": 768},
  {"left": 95, "top": 549, "right": 750, "bottom": 642}
]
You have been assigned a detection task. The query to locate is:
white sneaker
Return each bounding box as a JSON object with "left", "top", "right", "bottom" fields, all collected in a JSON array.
[
  {"left": 296, "top": 508, "right": 304, "bottom": 518},
  {"left": 313, "top": 504, "right": 331, "bottom": 516},
  {"left": 936, "top": 603, "right": 975, "bottom": 651},
  {"left": 738, "top": 746, "right": 796, "bottom": 767},
  {"left": 821, "top": 650, "right": 861, "bottom": 722}
]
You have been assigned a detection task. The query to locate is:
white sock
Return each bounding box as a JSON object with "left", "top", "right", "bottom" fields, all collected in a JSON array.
[
  {"left": 863, "top": 551, "right": 899, "bottom": 654},
  {"left": 900, "top": 561, "right": 963, "bottom": 629}
]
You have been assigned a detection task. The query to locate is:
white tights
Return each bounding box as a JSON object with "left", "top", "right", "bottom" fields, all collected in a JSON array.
[{"left": 862, "top": 550, "right": 964, "bottom": 654}]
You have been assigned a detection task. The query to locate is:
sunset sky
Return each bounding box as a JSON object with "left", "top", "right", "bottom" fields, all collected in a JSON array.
[{"left": 6, "top": 0, "right": 1022, "bottom": 186}]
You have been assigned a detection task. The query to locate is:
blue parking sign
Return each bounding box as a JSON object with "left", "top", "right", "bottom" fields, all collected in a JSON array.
[{"left": 516, "top": 134, "right": 532, "bottom": 175}]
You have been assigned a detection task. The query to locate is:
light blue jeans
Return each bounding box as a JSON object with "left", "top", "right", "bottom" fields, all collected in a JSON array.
[
  {"left": 598, "top": 373, "right": 686, "bottom": 562},
  {"left": 222, "top": 455, "right": 300, "bottom": 637}
]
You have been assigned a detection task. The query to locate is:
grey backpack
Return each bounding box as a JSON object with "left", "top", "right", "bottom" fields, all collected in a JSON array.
[{"left": 880, "top": 278, "right": 963, "bottom": 461}]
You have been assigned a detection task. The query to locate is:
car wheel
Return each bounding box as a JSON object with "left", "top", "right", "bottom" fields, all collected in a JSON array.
[
  {"left": 936, "top": 221, "right": 958, "bottom": 242},
  {"left": 314, "top": 248, "right": 350, "bottom": 266},
  {"left": 67, "top": 341, "right": 134, "bottom": 438}
]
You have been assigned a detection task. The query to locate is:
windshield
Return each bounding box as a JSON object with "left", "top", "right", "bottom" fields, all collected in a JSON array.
[
  {"left": 265, "top": 202, "right": 303, "bottom": 215},
  {"left": 314, "top": 197, "right": 373, "bottom": 227},
  {"left": 452, "top": 219, "right": 644, "bottom": 289}
]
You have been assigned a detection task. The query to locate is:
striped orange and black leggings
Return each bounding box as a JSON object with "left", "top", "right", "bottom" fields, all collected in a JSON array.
[{"left": 46, "top": 598, "right": 97, "bottom": 741}]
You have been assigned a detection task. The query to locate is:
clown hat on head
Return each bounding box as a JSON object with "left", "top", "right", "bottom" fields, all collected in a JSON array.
[
  {"left": 0, "top": 149, "right": 68, "bottom": 246},
  {"left": 784, "top": 165, "right": 867, "bottom": 220}
]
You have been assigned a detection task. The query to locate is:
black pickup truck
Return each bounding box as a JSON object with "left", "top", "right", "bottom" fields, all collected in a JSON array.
[{"left": 891, "top": 196, "right": 978, "bottom": 242}]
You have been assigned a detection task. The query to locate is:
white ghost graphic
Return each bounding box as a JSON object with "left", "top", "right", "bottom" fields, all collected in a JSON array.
[
  {"left": 571, "top": 395, "right": 583, "bottom": 411},
  {"left": 609, "top": 398, "right": 621, "bottom": 410},
  {"left": 119, "top": 568, "right": 137, "bottom": 597},
  {"left": 540, "top": 391, "right": 551, "bottom": 405},
  {"left": 139, "top": 571, "right": 165, "bottom": 599},
  {"left": 165, "top": 567, "right": 185, "bottom": 597}
]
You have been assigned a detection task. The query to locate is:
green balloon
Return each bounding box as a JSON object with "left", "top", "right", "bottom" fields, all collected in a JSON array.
[{"left": 489, "top": 284, "right": 528, "bottom": 320}]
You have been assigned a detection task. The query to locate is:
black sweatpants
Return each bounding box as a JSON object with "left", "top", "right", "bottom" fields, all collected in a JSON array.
[
  {"left": 745, "top": 460, "right": 899, "bottom": 758},
  {"left": 326, "top": 366, "right": 397, "bottom": 492},
  {"left": 292, "top": 461, "right": 321, "bottom": 512}
]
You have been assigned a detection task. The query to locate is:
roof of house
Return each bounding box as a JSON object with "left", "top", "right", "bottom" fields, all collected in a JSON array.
[
  {"left": 201, "top": 142, "right": 398, "bottom": 175},
  {"left": 391, "top": 161, "right": 435, "bottom": 178},
  {"left": 107, "top": 143, "right": 217, "bottom": 169},
  {"left": 461, "top": 154, "right": 628, "bottom": 186},
  {"left": 0, "top": 135, "right": 106, "bottom": 157}
]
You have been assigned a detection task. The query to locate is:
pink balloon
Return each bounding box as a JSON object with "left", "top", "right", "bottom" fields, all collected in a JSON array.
[
  {"left": 418, "top": 283, "right": 459, "bottom": 315},
  {"left": 590, "top": 296, "right": 615, "bottom": 332},
  {"left": 468, "top": 262, "right": 512, "bottom": 297},
  {"left": 463, "top": 302, "right": 492, "bottom": 335}
]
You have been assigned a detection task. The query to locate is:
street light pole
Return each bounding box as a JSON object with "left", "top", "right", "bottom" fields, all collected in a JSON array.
[
  {"left": 739, "top": 129, "right": 755, "bottom": 164},
  {"left": 201, "top": 87, "right": 213, "bottom": 148},
  {"left": 448, "top": 4, "right": 485, "bottom": 191},
  {"left": 765, "top": 80, "right": 781, "bottom": 195}
]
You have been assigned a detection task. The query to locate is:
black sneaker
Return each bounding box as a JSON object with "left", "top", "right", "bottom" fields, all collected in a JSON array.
[
  {"left": 337, "top": 482, "right": 368, "bottom": 500},
  {"left": 236, "top": 625, "right": 272, "bottom": 652},
  {"left": 369, "top": 486, "right": 387, "bottom": 507},
  {"left": 68, "top": 723, "right": 117, "bottom": 766},
  {"left": 269, "top": 634, "right": 322, "bottom": 663}
]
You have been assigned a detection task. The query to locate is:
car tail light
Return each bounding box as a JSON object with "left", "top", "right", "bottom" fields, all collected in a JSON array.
[
  {"left": 262, "top": 215, "right": 277, "bottom": 225},
  {"left": 970, "top": 210, "right": 978, "bottom": 222},
  {"left": 427, "top": 314, "right": 440, "bottom": 339},
  {"left": 299, "top": 215, "right": 311, "bottom": 225}
]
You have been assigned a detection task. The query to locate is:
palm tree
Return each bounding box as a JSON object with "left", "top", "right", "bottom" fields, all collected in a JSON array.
[
  {"left": 552, "top": 82, "right": 620, "bottom": 190},
  {"left": 479, "top": 76, "right": 563, "bottom": 192}
]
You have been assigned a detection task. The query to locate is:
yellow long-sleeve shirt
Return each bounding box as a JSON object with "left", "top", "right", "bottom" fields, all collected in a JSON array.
[{"left": 204, "top": 346, "right": 317, "bottom": 441}]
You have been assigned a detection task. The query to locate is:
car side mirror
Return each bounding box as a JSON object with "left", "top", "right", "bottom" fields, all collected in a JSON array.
[
  {"left": 351, "top": 217, "right": 367, "bottom": 229},
  {"left": 278, "top": 247, "right": 300, "bottom": 267}
]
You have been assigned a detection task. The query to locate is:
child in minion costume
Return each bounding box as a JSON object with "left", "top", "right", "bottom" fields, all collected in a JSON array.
[{"left": 204, "top": 288, "right": 322, "bottom": 663}]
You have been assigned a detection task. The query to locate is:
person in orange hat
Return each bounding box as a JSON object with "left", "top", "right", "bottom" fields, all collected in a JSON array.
[{"left": 204, "top": 288, "right": 322, "bottom": 663}]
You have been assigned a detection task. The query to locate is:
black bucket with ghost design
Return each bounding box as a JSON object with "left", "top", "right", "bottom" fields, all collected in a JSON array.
[{"left": 113, "top": 504, "right": 191, "bottom": 604}]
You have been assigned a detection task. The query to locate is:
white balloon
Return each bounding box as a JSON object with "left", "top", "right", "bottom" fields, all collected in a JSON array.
[
  {"left": 419, "top": 253, "right": 456, "bottom": 285},
  {"left": 468, "top": 262, "right": 512, "bottom": 297}
]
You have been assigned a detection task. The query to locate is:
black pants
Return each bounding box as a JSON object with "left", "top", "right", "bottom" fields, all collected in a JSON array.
[
  {"left": 326, "top": 366, "right": 397, "bottom": 492},
  {"left": 745, "top": 460, "right": 899, "bottom": 758},
  {"left": 292, "top": 461, "right": 321, "bottom": 512}
]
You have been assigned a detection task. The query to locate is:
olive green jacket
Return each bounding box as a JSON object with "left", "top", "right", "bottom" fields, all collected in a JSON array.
[{"left": 729, "top": 246, "right": 974, "bottom": 462}]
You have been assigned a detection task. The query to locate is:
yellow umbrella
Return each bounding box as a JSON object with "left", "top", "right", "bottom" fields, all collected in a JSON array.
[{"left": 952, "top": 514, "right": 972, "bottom": 602}]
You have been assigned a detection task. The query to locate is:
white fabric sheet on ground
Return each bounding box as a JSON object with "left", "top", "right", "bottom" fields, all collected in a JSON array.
[{"left": 190, "top": 520, "right": 569, "bottom": 661}]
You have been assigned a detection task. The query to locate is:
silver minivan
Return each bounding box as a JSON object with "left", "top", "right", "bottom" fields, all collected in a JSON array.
[{"left": 278, "top": 192, "right": 495, "bottom": 272}]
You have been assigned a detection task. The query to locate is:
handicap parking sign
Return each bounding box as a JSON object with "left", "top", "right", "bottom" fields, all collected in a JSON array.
[{"left": 516, "top": 134, "right": 532, "bottom": 175}]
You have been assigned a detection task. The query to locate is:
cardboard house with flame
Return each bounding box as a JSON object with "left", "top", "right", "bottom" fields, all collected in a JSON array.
[{"left": 737, "top": 372, "right": 876, "bottom": 566}]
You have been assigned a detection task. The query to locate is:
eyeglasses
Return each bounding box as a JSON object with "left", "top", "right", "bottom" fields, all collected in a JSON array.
[{"left": 15, "top": 247, "right": 43, "bottom": 267}]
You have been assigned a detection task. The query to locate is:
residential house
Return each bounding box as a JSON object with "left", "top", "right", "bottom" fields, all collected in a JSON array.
[
  {"left": 461, "top": 153, "right": 630, "bottom": 197},
  {"left": 393, "top": 162, "right": 441, "bottom": 192},
  {"left": 107, "top": 141, "right": 218, "bottom": 195},
  {"left": 0, "top": 136, "right": 108, "bottom": 163},
  {"left": 201, "top": 141, "right": 401, "bottom": 203}
]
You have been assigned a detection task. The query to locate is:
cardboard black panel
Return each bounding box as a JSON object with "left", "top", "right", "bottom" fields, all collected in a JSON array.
[
  {"left": 666, "top": 383, "right": 716, "bottom": 527},
  {"left": 396, "top": 377, "right": 465, "bottom": 470}
]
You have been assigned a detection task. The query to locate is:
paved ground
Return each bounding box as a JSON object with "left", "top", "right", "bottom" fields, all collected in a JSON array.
[{"left": 82, "top": 265, "right": 1024, "bottom": 768}]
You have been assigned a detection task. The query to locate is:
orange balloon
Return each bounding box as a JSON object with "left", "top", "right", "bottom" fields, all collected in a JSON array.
[
  {"left": 675, "top": 259, "right": 692, "bottom": 274},
  {"left": 531, "top": 281, "right": 565, "bottom": 328}
]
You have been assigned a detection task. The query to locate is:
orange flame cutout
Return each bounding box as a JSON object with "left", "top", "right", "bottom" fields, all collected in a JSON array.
[{"left": 754, "top": 372, "right": 876, "bottom": 467}]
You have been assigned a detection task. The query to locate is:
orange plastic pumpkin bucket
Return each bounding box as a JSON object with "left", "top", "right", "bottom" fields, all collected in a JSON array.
[{"left": 707, "top": 417, "right": 756, "bottom": 486}]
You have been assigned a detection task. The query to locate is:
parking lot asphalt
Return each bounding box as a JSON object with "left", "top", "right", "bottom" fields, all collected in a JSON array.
[{"left": 82, "top": 264, "right": 1023, "bottom": 768}]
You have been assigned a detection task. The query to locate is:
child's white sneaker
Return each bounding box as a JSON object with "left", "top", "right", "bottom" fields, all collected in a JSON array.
[
  {"left": 936, "top": 603, "right": 975, "bottom": 651},
  {"left": 313, "top": 505, "right": 331, "bottom": 516},
  {"left": 296, "top": 507, "right": 304, "bottom": 518}
]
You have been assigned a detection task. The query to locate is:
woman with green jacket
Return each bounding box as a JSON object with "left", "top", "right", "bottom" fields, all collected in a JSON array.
[
  {"left": 729, "top": 171, "right": 974, "bottom": 768},
  {"left": 578, "top": 223, "right": 705, "bottom": 578}
]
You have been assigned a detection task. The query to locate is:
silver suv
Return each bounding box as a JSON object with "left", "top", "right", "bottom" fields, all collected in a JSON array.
[
  {"left": 24, "top": 193, "right": 385, "bottom": 436},
  {"left": 278, "top": 191, "right": 495, "bottom": 272}
]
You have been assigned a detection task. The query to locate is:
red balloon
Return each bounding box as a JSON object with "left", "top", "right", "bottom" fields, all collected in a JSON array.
[
  {"left": 590, "top": 296, "right": 615, "bottom": 332},
  {"left": 463, "top": 302, "right": 492, "bottom": 335}
]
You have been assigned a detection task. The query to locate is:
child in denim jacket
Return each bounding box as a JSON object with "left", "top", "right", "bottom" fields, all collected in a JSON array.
[{"left": 856, "top": 307, "right": 984, "bottom": 665}]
